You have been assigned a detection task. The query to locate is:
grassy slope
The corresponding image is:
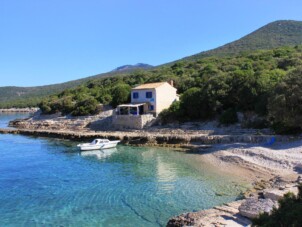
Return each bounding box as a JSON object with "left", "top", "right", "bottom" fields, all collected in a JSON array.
[{"left": 183, "top": 20, "right": 302, "bottom": 60}]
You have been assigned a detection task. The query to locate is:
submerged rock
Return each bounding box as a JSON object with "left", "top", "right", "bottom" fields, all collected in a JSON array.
[{"left": 166, "top": 213, "right": 195, "bottom": 227}]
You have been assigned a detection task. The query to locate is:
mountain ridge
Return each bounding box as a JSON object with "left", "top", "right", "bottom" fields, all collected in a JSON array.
[
  {"left": 112, "top": 63, "right": 153, "bottom": 72},
  {"left": 183, "top": 20, "right": 302, "bottom": 60}
]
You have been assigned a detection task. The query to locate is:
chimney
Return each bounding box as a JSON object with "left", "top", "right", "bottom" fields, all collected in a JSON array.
[{"left": 168, "top": 80, "right": 174, "bottom": 87}]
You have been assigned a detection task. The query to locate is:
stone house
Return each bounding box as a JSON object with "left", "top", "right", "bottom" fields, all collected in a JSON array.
[{"left": 113, "top": 81, "right": 178, "bottom": 129}]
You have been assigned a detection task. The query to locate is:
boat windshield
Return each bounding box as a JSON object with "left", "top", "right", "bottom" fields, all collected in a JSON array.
[
  {"left": 100, "top": 139, "right": 109, "bottom": 143},
  {"left": 91, "top": 139, "right": 109, "bottom": 144},
  {"left": 91, "top": 140, "right": 98, "bottom": 144}
]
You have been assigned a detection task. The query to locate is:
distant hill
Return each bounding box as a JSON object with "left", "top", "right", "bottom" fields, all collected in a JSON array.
[
  {"left": 0, "top": 80, "right": 87, "bottom": 107},
  {"left": 0, "top": 64, "right": 151, "bottom": 108},
  {"left": 112, "top": 63, "right": 153, "bottom": 72},
  {"left": 1, "top": 20, "right": 302, "bottom": 108},
  {"left": 184, "top": 20, "right": 302, "bottom": 60},
  {"left": 0, "top": 75, "right": 96, "bottom": 107}
]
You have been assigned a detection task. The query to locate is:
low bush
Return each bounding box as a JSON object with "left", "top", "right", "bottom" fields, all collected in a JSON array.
[
  {"left": 71, "top": 96, "right": 101, "bottom": 116},
  {"left": 219, "top": 108, "right": 238, "bottom": 125}
]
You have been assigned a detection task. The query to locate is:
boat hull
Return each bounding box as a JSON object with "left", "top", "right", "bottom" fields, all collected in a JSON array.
[
  {"left": 102, "top": 141, "right": 119, "bottom": 149},
  {"left": 77, "top": 140, "right": 120, "bottom": 151},
  {"left": 78, "top": 145, "right": 103, "bottom": 151}
]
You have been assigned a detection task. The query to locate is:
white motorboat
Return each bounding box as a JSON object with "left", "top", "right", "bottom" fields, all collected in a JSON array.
[{"left": 77, "top": 139, "right": 120, "bottom": 151}]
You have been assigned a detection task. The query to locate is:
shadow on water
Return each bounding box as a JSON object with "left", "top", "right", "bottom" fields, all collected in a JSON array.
[{"left": 80, "top": 148, "right": 117, "bottom": 160}]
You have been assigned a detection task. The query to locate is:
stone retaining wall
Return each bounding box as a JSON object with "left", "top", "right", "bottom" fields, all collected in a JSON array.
[{"left": 112, "top": 114, "right": 155, "bottom": 129}]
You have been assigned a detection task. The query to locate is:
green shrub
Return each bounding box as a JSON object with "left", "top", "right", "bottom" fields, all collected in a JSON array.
[
  {"left": 110, "top": 83, "right": 131, "bottom": 107},
  {"left": 39, "top": 101, "right": 53, "bottom": 114},
  {"left": 268, "top": 67, "right": 302, "bottom": 134},
  {"left": 180, "top": 88, "right": 204, "bottom": 120},
  {"left": 159, "top": 101, "right": 183, "bottom": 124},
  {"left": 219, "top": 108, "right": 238, "bottom": 125},
  {"left": 60, "top": 96, "right": 75, "bottom": 115},
  {"left": 71, "top": 96, "right": 100, "bottom": 116},
  {"left": 244, "top": 118, "right": 268, "bottom": 129}
]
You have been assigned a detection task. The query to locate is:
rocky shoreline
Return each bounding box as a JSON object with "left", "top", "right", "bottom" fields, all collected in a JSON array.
[
  {"left": 0, "top": 110, "right": 299, "bottom": 146},
  {"left": 5, "top": 111, "right": 300, "bottom": 147},
  {"left": 0, "top": 108, "right": 39, "bottom": 113},
  {"left": 3, "top": 112, "right": 302, "bottom": 226},
  {"left": 167, "top": 176, "right": 301, "bottom": 227},
  {"left": 165, "top": 139, "right": 302, "bottom": 226},
  {"left": 0, "top": 127, "right": 298, "bottom": 148}
]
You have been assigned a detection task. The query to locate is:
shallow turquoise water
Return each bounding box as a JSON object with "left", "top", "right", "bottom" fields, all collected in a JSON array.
[{"left": 0, "top": 114, "right": 245, "bottom": 226}]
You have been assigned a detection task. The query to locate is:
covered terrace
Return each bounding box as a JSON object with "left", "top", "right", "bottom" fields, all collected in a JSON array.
[{"left": 116, "top": 103, "right": 148, "bottom": 116}]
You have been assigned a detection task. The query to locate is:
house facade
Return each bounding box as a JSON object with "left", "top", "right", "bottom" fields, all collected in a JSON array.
[
  {"left": 113, "top": 81, "right": 178, "bottom": 129},
  {"left": 131, "top": 81, "right": 178, "bottom": 116}
]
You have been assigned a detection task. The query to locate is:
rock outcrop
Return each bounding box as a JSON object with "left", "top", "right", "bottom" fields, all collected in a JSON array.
[
  {"left": 263, "top": 186, "right": 299, "bottom": 201},
  {"left": 167, "top": 177, "right": 300, "bottom": 227},
  {"left": 9, "top": 109, "right": 114, "bottom": 131},
  {"left": 238, "top": 198, "right": 276, "bottom": 219},
  {"left": 167, "top": 200, "right": 251, "bottom": 227}
]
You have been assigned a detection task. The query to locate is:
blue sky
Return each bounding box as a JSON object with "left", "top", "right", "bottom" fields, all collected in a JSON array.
[{"left": 1, "top": 0, "right": 302, "bottom": 87}]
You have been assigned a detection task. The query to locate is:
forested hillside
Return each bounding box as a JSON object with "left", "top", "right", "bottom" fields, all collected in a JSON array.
[
  {"left": 39, "top": 45, "right": 302, "bottom": 133},
  {"left": 0, "top": 20, "right": 302, "bottom": 108},
  {"left": 0, "top": 65, "right": 151, "bottom": 108}
]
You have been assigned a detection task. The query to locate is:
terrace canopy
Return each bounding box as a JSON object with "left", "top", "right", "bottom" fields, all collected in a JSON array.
[{"left": 116, "top": 103, "right": 147, "bottom": 115}]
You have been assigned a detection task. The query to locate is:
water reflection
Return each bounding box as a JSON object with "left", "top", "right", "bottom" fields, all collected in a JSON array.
[
  {"left": 141, "top": 148, "right": 178, "bottom": 193},
  {"left": 0, "top": 133, "right": 246, "bottom": 227},
  {"left": 80, "top": 148, "right": 117, "bottom": 160},
  {"left": 156, "top": 156, "right": 177, "bottom": 193}
]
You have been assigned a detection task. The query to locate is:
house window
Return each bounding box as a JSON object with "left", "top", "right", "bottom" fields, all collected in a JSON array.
[
  {"left": 146, "top": 91, "right": 152, "bottom": 98},
  {"left": 149, "top": 105, "right": 154, "bottom": 111},
  {"left": 133, "top": 92, "right": 139, "bottom": 99}
]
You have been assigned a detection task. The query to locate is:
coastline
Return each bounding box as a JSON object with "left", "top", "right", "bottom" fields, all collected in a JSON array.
[
  {"left": 0, "top": 108, "right": 39, "bottom": 113},
  {"left": 2, "top": 127, "right": 302, "bottom": 226},
  {"left": 167, "top": 177, "right": 300, "bottom": 226},
  {"left": 6, "top": 110, "right": 299, "bottom": 147},
  {"left": 167, "top": 142, "right": 302, "bottom": 226},
  {"left": 0, "top": 127, "right": 298, "bottom": 147},
  {"left": 3, "top": 115, "right": 302, "bottom": 226},
  {"left": 5, "top": 114, "right": 301, "bottom": 180}
]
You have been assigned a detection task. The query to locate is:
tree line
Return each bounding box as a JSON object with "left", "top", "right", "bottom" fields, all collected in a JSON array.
[{"left": 35, "top": 45, "right": 302, "bottom": 133}]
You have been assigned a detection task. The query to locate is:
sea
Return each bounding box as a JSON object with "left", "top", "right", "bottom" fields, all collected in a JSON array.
[{"left": 0, "top": 113, "right": 246, "bottom": 226}]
